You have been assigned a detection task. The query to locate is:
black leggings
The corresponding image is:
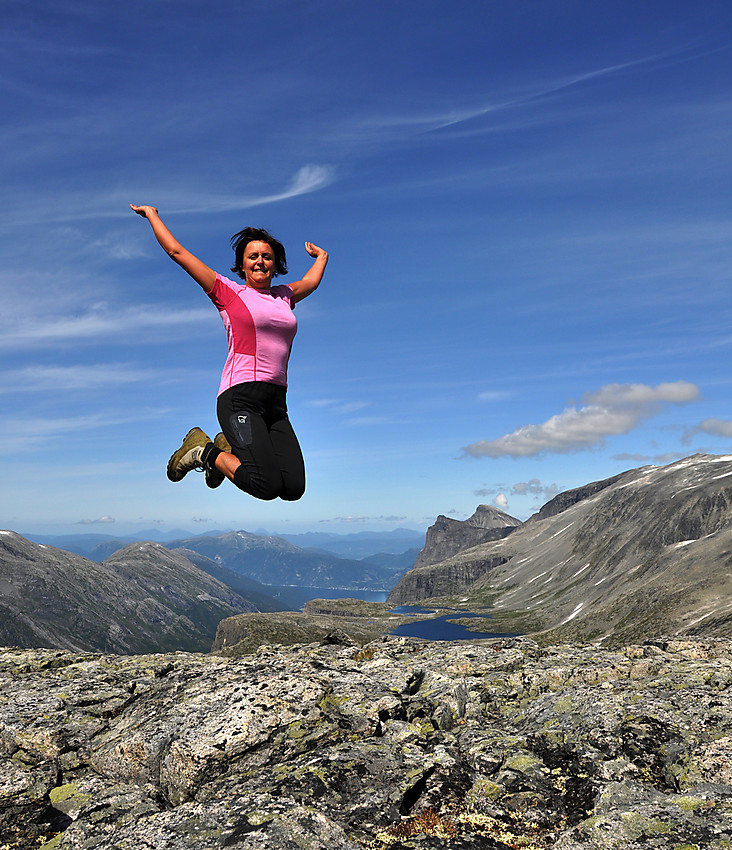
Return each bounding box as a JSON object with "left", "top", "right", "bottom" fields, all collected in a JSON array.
[{"left": 217, "top": 382, "right": 305, "bottom": 501}]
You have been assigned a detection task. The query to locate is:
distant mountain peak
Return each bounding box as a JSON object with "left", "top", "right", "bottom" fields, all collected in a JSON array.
[
  {"left": 414, "top": 505, "right": 522, "bottom": 571},
  {"left": 467, "top": 504, "right": 523, "bottom": 529}
]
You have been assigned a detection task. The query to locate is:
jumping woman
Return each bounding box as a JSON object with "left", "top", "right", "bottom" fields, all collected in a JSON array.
[{"left": 130, "top": 205, "right": 328, "bottom": 501}]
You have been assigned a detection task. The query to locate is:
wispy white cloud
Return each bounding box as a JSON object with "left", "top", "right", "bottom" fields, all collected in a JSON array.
[
  {"left": 2, "top": 166, "right": 336, "bottom": 228},
  {"left": 345, "top": 416, "right": 392, "bottom": 427},
  {"left": 0, "top": 304, "right": 212, "bottom": 349},
  {"left": 463, "top": 381, "right": 701, "bottom": 458},
  {"left": 0, "top": 363, "right": 208, "bottom": 394},
  {"left": 478, "top": 390, "right": 512, "bottom": 402},
  {"left": 0, "top": 409, "right": 168, "bottom": 452},
  {"left": 284, "top": 165, "right": 335, "bottom": 198},
  {"left": 351, "top": 51, "right": 684, "bottom": 144},
  {"left": 307, "top": 398, "right": 370, "bottom": 415},
  {"left": 319, "top": 515, "right": 407, "bottom": 524},
  {"left": 307, "top": 398, "right": 341, "bottom": 408},
  {"left": 167, "top": 165, "right": 336, "bottom": 215},
  {"left": 88, "top": 234, "right": 151, "bottom": 260}
]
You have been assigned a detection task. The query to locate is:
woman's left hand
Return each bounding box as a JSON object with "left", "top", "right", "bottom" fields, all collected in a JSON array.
[
  {"left": 130, "top": 204, "right": 159, "bottom": 218},
  {"left": 304, "top": 242, "right": 328, "bottom": 260}
]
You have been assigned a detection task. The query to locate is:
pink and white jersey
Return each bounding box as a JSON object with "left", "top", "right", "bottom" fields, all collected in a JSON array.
[{"left": 207, "top": 273, "right": 297, "bottom": 394}]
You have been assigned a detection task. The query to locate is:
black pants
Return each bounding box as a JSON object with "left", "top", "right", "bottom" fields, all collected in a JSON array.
[{"left": 217, "top": 382, "right": 305, "bottom": 502}]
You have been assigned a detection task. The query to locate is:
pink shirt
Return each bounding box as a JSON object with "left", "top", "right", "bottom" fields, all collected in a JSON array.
[{"left": 207, "top": 273, "right": 297, "bottom": 394}]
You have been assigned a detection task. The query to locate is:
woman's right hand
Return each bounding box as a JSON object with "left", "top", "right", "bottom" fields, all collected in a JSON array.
[{"left": 130, "top": 204, "right": 159, "bottom": 218}]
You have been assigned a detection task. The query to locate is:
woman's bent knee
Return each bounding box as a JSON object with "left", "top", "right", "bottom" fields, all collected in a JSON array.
[
  {"left": 281, "top": 478, "right": 305, "bottom": 501},
  {"left": 232, "top": 465, "right": 277, "bottom": 500},
  {"left": 281, "top": 489, "right": 305, "bottom": 502}
]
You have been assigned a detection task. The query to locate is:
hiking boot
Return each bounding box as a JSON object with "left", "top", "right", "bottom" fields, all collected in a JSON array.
[
  {"left": 205, "top": 432, "right": 233, "bottom": 489},
  {"left": 167, "top": 427, "right": 212, "bottom": 482}
]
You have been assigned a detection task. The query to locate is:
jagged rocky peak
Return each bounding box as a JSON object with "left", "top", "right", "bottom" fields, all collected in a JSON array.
[
  {"left": 466, "top": 503, "right": 522, "bottom": 529},
  {"left": 414, "top": 504, "right": 522, "bottom": 571}
]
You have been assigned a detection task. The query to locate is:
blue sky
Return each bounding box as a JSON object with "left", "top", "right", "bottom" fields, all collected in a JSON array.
[{"left": 4, "top": 0, "right": 732, "bottom": 537}]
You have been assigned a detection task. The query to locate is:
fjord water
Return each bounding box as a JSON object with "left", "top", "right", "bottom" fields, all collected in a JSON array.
[{"left": 270, "top": 586, "right": 389, "bottom": 610}]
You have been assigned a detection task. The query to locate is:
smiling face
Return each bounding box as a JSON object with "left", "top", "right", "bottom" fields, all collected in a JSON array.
[{"left": 242, "top": 240, "right": 276, "bottom": 289}]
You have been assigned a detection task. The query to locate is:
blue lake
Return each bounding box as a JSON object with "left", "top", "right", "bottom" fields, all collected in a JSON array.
[
  {"left": 388, "top": 608, "right": 518, "bottom": 641},
  {"left": 271, "top": 593, "right": 518, "bottom": 641},
  {"left": 299, "top": 587, "right": 388, "bottom": 603}
]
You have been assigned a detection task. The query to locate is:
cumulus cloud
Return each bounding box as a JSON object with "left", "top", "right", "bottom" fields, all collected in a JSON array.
[
  {"left": 511, "top": 479, "right": 560, "bottom": 501},
  {"left": 462, "top": 381, "right": 700, "bottom": 458},
  {"left": 476, "top": 479, "right": 559, "bottom": 506},
  {"left": 77, "top": 516, "right": 115, "bottom": 525},
  {"left": 692, "top": 418, "right": 732, "bottom": 439}
]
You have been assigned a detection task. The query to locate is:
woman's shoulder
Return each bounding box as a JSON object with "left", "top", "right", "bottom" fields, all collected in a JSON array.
[
  {"left": 206, "top": 272, "right": 244, "bottom": 306},
  {"left": 215, "top": 272, "right": 244, "bottom": 289}
]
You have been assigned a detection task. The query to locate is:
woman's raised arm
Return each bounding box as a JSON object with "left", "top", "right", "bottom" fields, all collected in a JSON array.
[
  {"left": 130, "top": 205, "right": 217, "bottom": 293},
  {"left": 289, "top": 242, "right": 329, "bottom": 303}
]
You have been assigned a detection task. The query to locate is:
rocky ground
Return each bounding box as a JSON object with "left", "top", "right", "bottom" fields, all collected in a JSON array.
[{"left": 2, "top": 635, "right": 732, "bottom": 849}]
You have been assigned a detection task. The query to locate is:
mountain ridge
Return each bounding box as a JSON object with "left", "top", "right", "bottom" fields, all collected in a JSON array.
[
  {"left": 388, "top": 453, "right": 732, "bottom": 646},
  {"left": 0, "top": 534, "right": 257, "bottom": 653},
  {"left": 165, "top": 530, "right": 406, "bottom": 590},
  {"left": 26, "top": 527, "right": 425, "bottom": 562},
  {"left": 412, "top": 504, "right": 522, "bottom": 571}
]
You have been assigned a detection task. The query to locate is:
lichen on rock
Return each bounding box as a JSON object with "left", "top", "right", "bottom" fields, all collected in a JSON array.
[{"left": 1, "top": 636, "right": 732, "bottom": 848}]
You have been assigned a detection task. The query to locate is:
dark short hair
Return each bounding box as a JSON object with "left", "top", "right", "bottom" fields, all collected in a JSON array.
[{"left": 230, "top": 227, "right": 288, "bottom": 279}]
